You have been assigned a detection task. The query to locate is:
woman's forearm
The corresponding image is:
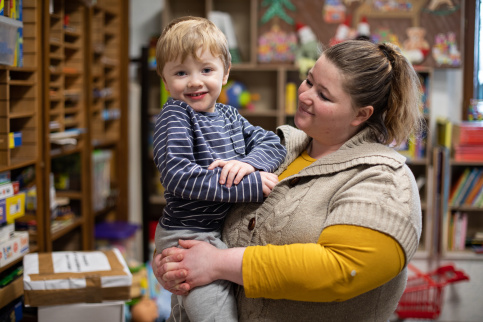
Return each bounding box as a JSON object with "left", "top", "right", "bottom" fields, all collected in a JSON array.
[{"left": 214, "top": 247, "right": 246, "bottom": 285}]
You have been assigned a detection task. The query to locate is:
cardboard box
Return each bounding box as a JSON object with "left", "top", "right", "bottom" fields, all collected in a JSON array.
[
  {"left": 6, "top": 191, "right": 25, "bottom": 224},
  {"left": 23, "top": 248, "right": 132, "bottom": 307},
  {"left": 0, "top": 276, "right": 23, "bottom": 308},
  {"left": 38, "top": 301, "right": 125, "bottom": 322},
  {"left": 0, "top": 231, "right": 29, "bottom": 267}
]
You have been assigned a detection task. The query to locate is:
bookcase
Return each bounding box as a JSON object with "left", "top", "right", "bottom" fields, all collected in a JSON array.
[
  {"left": 0, "top": 0, "right": 44, "bottom": 274},
  {"left": 435, "top": 122, "right": 483, "bottom": 259}
]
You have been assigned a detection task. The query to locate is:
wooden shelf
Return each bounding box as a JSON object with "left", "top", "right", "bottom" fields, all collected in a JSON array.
[{"left": 51, "top": 217, "right": 84, "bottom": 241}]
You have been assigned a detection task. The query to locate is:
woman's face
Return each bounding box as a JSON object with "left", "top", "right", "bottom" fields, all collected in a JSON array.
[{"left": 295, "top": 55, "right": 368, "bottom": 147}]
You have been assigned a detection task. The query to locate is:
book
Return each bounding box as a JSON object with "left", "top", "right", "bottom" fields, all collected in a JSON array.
[
  {"left": 452, "top": 121, "right": 483, "bottom": 146},
  {"left": 449, "top": 168, "right": 470, "bottom": 205},
  {"left": 436, "top": 117, "right": 452, "bottom": 148},
  {"left": 464, "top": 172, "right": 483, "bottom": 206},
  {"left": 453, "top": 168, "right": 482, "bottom": 206},
  {"left": 475, "top": 186, "right": 483, "bottom": 207}
]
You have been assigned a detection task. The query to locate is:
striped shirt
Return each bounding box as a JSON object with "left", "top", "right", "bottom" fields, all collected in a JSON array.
[{"left": 153, "top": 99, "right": 287, "bottom": 231}]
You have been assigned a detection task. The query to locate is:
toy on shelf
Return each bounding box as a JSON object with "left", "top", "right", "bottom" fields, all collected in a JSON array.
[
  {"left": 219, "top": 80, "right": 260, "bottom": 111},
  {"left": 295, "top": 22, "right": 322, "bottom": 79},
  {"left": 402, "top": 27, "right": 430, "bottom": 64},
  {"left": 257, "top": 23, "right": 297, "bottom": 63}
]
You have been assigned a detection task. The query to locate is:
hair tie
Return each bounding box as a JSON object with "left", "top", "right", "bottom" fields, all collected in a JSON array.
[{"left": 379, "top": 44, "right": 395, "bottom": 68}]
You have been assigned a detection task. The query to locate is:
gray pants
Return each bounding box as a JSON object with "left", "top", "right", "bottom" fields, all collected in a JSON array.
[{"left": 155, "top": 224, "right": 238, "bottom": 322}]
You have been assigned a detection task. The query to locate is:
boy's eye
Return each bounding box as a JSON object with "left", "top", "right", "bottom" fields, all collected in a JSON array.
[
  {"left": 305, "top": 78, "right": 313, "bottom": 87},
  {"left": 175, "top": 71, "right": 186, "bottom": 76},
  {"left": 202, "top": 68, "right": 212, "bottom": 74}
]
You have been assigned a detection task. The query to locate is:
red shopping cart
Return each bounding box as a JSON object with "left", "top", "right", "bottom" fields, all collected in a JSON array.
[{"left": 394, "top": 263, "right": 469, "bottom": 320}]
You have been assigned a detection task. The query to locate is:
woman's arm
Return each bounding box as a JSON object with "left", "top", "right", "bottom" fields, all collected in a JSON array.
[{"left": 154, "top": 225, "right": 405, "bottom": 302}]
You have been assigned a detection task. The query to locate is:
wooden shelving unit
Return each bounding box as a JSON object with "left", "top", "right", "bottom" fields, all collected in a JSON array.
[
  {"left": 42, "top": 0, "right": 91, "bottom": 252},
  {"left": 87, "top": 0, "right": 129, "bottom": 227},
  {"left": 441, "top": 158, "right": 483, "bottom": 260},
  {"left": 0, "top": 0, "right": 44, "bottom": 274}
]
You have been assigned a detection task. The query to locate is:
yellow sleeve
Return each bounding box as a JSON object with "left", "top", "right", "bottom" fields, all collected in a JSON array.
[{"left": 242, "top": 225, "right": 405, "bottom": 302}]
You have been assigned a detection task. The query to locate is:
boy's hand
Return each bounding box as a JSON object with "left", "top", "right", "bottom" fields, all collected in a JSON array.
[
  {"left": 208, "top": 160, "right": 256, "bottom": 187},
  {"left": 259, "top": 172, "right": 279, "bottom": 197}
]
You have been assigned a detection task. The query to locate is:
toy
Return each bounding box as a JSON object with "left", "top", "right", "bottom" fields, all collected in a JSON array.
[
  {"left": 295, "top": 22, "right": 322, "bottom": 79},
  {"left": 130, "top": 297, "right": 159, "bottom": 322},
  {"left": 402, "top": 27, "right": 430, "bottom": 64},
  {"left": 219, "top": 80, "right": 260, "bottom": 110},
  {"left": 257, "top": 23, "right": 297, "bottom": 63}
]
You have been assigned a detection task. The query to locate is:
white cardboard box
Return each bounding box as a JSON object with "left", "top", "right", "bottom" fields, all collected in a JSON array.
[
  {"left": 38, "top": 301, "right": 125, "bottom": 322},
  {"left": 0, "top": 231, "right": 29, "bottom": 267},
  {"left": 23, "top": 248, "right": 132, "bottom": 307}
]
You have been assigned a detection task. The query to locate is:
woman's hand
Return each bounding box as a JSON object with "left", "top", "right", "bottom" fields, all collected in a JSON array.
[
  {"left": 152, "top": 249, "right": 189, "bottom": 296},
  {"left": 152, "top": 240, "right": 246, "bottom": 294},
  {"left": 153, "top": 240, "right": 223, "bottom": 294}
]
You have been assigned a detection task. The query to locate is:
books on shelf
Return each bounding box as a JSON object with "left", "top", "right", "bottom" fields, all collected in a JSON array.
[
  {"left": 449, "top": 167, "right": 483, "bottom": 207},
  {"left": 452, "top": 121, "right": 483, "bottom": 161}
]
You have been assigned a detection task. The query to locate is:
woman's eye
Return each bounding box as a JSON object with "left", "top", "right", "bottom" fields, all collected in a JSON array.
[
  {"left": 319, "top": 92, "right": 330, "bottom": 101},
  {"left": 305, "top": 78, "right": 313, "bottom": 86}
]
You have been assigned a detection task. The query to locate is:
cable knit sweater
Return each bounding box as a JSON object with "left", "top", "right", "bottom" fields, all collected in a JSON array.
[{"left": 222, "top": 125, "right": 422, "bottom": 322}]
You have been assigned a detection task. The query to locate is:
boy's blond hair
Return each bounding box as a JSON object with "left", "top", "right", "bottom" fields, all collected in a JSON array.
[{"left": 156, "top": 16, "right": 231, "bottom": 77}]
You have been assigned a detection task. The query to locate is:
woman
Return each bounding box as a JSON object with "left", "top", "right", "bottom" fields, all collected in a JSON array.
[{"left": 153, "top": 40, "right": 423, "bottom": 321}]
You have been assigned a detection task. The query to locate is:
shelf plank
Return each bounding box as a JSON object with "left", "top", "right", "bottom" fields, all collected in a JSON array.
[
  {"left": 9, "top": 111, "right": 36, "bottom": 119},
  {"left": 150, "top": 195, "right": 166, "bottom": 205},
  {"left": 0, "top": 159, "right": 37, "bottom": 172},
  {"left": 56, "top": 190, "right": 83, "bottom": 200},
  {"left": 51, "top": 217, "right": 84, "bottom": 241}
]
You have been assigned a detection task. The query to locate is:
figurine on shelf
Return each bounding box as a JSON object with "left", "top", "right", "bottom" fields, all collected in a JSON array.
[
  {"left": 402, "top": 27, "right": 430, "bottom": 64},
  {"left": 295, "top": 22, "right": 322, "bottom": 79}
]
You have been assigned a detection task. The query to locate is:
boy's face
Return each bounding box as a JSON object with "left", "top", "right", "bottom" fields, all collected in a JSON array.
[{"left": 162, "top": 48, "right": 229, "bottom": 113}]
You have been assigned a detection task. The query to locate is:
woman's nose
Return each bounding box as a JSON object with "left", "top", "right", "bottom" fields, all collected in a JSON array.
[{"left": 298, "top": 87, "right": 312, "bottom": 105}]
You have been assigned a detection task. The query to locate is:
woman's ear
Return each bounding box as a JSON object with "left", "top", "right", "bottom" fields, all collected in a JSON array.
[{"left": 351, "top": 105, "right": 374, "bottom": 127}]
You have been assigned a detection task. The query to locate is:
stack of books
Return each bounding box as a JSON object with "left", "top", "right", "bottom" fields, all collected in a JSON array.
[{"left": 452, "top": 121, "right": 483, "bottom": 161}]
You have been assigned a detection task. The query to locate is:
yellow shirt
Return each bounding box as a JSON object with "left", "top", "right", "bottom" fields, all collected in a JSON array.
[{"left": 242, "top": 151, "right": 405, "bottom": 301}]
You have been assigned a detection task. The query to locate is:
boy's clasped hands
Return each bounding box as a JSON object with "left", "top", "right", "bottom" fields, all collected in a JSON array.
[{"left": 208, "top": 159, "right": 279, "bottom": 197}]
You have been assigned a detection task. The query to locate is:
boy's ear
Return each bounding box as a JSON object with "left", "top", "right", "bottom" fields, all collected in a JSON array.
[
  {"left": 162, "top": 76, "right": 170, "bottom": 93},
  {"left": 223, "top": 63, "right": 231, "bottom": 85},
  {"left": 351, "top": 105, "right": 374, "bottom": 127}
]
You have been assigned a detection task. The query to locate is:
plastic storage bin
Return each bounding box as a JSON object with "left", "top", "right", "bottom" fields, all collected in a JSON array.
[
  {"left": 95, "top": 221, "right": 139, "bottom": 260},
  {"left": 0, "top": 15, "right": 22, "bottom": 66}
]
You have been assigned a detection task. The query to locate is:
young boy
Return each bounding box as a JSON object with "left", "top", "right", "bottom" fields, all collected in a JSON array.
[{"left": 153, "top": 16, "right": 286, "bottom": 321}]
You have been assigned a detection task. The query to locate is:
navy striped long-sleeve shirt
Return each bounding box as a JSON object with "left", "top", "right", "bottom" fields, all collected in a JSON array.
[{"left": 153, "top": 99, "right": 287, "bottom": 231}]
